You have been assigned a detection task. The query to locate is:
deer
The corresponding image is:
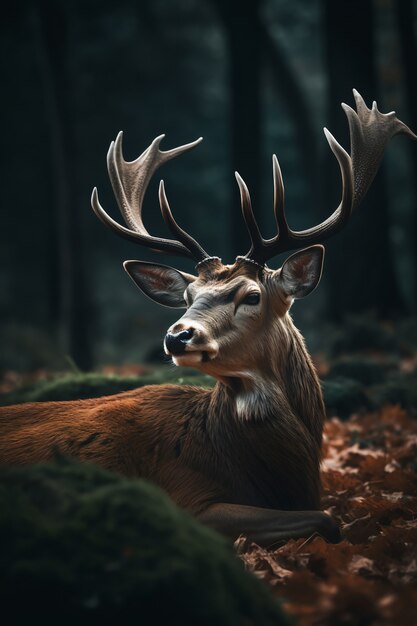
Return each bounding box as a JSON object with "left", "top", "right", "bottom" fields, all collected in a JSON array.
[{"left": 1, "top": 91, "right": 415, "bottom": 547}]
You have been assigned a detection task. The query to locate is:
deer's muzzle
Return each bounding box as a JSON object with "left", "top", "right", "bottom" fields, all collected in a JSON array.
[{"left": 164, "top": 329, "right": 194, "bottom": 356}]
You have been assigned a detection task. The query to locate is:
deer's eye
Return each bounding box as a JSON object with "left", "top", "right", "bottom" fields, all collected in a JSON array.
[{"left": 242, "top": 293, "right": 260, "bottom": 306}]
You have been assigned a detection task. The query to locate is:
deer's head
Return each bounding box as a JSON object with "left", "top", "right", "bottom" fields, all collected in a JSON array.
[
  {"left": 122, "top": 249, "right": 323, "bottom": 380},
  {"left": 92, "top": 91, "right": 416, "bottom": 381}
]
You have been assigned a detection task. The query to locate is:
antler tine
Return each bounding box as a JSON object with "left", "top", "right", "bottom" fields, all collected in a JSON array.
[
  {"left": 272, "top": 154, "right": 288, "bottom": 239},
  {"left": 245, "top": 90, "right": 416, "bottom": 265},
  {"left": 246, "top": 129, "right": 353, "bottom": 263},
  {"left": 235, "top": 172, "right": 264, "bottom": 258},
  {"left": 92, "top": 133, "right": 209, "bottom": 261},
  {"left": 342, "top": 88, "right": 417, "bottom": 210},
  {"left": 240, "top": 156, "right": 291, "bottom": 264},
  {"left": 91, "top": 186, "right": 193, "bottom": 258},
  {"left": 242, "top": 136, "right": 351, "bottom": 265},
  {"left": 282, "top": 128, "right": 353, "bottom": 246},
  {"left": 158, "top": 180, "right": 208, "bottom": 261}
]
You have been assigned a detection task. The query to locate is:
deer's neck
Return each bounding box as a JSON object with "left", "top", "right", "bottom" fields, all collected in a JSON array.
[
  {"left": 281, "top": 319, "right": 326, "bottom": 447},
  {"left": 203, "top": 317, "right": 325, "bottom": 510},
  {"left": 187, "top": 317, "right": 324, "bottom": 510},
  {"left": 210, "top": 316, "right": 325, "bottom": 444},
  {"left": 202, "top": 318, "right": 324, "bottom": 509}
]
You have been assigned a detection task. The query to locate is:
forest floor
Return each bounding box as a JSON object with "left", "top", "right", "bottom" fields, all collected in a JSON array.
[
  {"left": 1, "top": 314, "right": 417, "bottom": 625},
  {"left": 238, "top": 406, "right": 417, "bottom": 626}
]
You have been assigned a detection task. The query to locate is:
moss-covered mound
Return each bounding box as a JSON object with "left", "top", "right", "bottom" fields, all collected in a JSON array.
[
  {"left": 328, "top": 356, "right": 389, "bottom": 385},
  {"left": 370, "top": 369, "right": 417, "bottom": 414},
  {"left": 0, "top": 369, "right": 214, "bottom": 406},
  {"left": 322, "top": 368, "right": 417, "bottom": 418},
  {"left": 0, "top": 460, "right": 290, "bottom": 626},
  {"left": 322, "top": 376, "right": 369, "bottom": 418},
  {"left": 330, "top": 314, "right": 398, "bottom": 355}
]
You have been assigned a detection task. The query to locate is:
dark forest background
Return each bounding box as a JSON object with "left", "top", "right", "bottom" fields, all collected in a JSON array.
[{"left": 1, "top": 0, "right": 416, "bottom": 375}]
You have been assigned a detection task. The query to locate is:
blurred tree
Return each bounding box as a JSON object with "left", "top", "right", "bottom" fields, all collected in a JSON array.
[
  {"left": 396, "top": 0, "right": 417, "bottom": 309},
  {"left": 2, "top": 0, "right": 416, "bottom": 373},
  {"left": 31, "top": 0, "right": 92, "bottom": 369},
  {"left": 212, "top": 0, "right": 262, "bottom": 257},
  {"left": 260, "top": 19, "right": 320, "bottom": 213},
  {"left": 212, "top": 0, "right": 320, "bottom": 255},
  {"left": 323, "top": 0, "right": 406, "bottom": 319}
]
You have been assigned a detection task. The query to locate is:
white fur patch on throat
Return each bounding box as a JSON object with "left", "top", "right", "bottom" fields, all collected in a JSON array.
[
  {"left": 233, "top": 374, "right": 279, "bottom": 421},
  {"left": 235, "top": 390, "right": 271, "bottom": 420}
]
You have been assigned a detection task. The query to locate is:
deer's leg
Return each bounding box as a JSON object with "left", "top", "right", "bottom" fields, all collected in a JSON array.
[{"left": 198, "top": 503, "right": 341, "bottom": 546}]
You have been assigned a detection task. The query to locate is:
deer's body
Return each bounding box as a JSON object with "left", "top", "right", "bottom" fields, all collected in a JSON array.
[
  {"left": 1, "top": 91, "right": 415, "bottom": 546},
  {"left": 0, "top": 295, "right": 323, "bottom": 514}
]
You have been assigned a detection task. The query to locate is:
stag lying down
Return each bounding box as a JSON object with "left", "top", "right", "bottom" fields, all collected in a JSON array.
[{"left": 1, "top": 91, "right": 415, "bottom": 547}]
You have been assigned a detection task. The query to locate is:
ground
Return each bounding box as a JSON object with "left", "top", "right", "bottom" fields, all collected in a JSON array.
[{"left": 239, "top": 406, "right": 417, "bottom": 626}]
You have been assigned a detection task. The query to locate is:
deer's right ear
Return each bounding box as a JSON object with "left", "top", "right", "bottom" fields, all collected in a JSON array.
[{"left": 123, "top": 261, "right": 196, "bottom": 308}]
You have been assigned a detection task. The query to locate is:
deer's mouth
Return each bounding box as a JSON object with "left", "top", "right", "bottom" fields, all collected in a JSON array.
[{"left": 171, "top": 348, "right": 217, "bottom": 367}]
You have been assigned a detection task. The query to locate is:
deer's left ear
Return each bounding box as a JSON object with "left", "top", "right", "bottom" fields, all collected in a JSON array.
[
  {"left": 278, "top": 245, "right": 325, "bottom": 299},
  {"left": 123, "top": 261, "right": 196, "bottom": 308}
]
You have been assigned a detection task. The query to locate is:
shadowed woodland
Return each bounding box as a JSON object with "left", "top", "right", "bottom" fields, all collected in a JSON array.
[
  {"left": 2, "top": 0, "right": 417, "bottom": 372},
  {"left": 1, "top": 0, "right": 417, "bottom": 624}
]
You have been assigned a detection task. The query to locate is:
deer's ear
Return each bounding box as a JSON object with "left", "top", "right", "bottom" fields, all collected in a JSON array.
[
  {"left": 123, "top": 261, "right": 196, "bottom": 308},
  {"left": 279, "top": 245, "right": 324, "bottom": 299}
]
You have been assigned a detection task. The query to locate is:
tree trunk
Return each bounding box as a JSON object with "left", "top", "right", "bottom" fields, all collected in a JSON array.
[
  {"left": 213, "top": 0, "right": 262, "bottom": 258},
  {"left": 396, "top": 0, "right": 417, "bottom": 310},
  {"left": 323, "top": 0, "right": 405, "bottom": 319},
  {"left": 260, "top": 21, "right": 320, "bottom": 214},
  {"left": 31, "top": 1, "right": 92, "bottom": 369}
]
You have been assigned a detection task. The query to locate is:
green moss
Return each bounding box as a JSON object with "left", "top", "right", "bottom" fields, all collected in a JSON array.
[
  {"left": 0, "top": 369, "right": 214, "bottom": 406},
  {"left": 0, "top": 460, "right": 290, "bottom": 625}
]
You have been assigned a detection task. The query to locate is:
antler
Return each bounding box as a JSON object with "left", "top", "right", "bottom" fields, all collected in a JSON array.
[
  {"left": 237, "top": 89, "right": 417, "bottom": 266},
  {"left": 91, "top": 133, "right": 209, "bottom": 261}
]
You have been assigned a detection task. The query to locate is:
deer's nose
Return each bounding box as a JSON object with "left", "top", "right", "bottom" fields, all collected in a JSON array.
[{"left": 164, "top": 328, "right": 194, "bottom": 355}]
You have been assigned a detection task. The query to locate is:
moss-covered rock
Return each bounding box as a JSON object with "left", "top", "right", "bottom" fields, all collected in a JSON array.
[
  {"left": 0, "top": 369, "right": 214, "bottom": 406},
  {"left": 0, "top": 460, "right": 290, "bottom": 625}
]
